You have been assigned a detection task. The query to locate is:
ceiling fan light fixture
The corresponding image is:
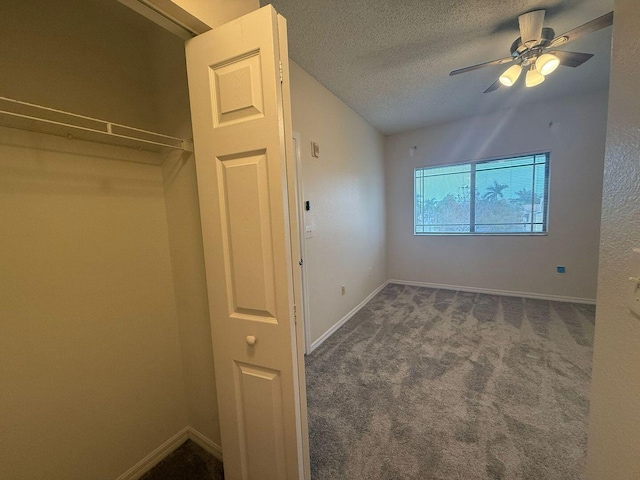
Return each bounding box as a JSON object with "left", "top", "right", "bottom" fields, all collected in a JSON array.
[
  {"left": 449, "top": 10, "right": 611, "bottom": 94},
  {"left": 499, "top": 64, "right": 522, "bottom": 86},
  {"left": 525, "top": 66, "right": 545, "bottom": 87},
  {"left": 536, "top": 53, "right": 560, "bottom": 75}
]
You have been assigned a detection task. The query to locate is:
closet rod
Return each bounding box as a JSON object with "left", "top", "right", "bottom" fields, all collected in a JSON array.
[{"left": 0, "top": 96, "right": 194, "bottom": 152}]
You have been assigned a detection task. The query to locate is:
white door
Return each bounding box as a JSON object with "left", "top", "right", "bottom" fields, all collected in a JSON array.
[{"left": 185, "top": 6, "right": 308, "bottom": 480}]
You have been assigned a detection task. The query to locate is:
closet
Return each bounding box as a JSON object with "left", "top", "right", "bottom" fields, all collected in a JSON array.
[{"left": 0, "top": 1, "right": 219, "bottom": 479}]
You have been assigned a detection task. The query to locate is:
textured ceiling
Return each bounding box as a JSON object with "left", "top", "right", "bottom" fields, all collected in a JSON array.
[{"left": 262, "top": 0, "right": 614, "bottom": 134}]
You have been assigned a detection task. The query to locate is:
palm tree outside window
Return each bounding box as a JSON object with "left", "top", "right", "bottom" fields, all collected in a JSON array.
[{"left": 414, "top": 153, "right": 549, "bottom": 234}]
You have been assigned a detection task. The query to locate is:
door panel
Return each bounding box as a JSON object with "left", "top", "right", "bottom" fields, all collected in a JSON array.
[
  {"left": 235, "top": 362, "right": 286, "bottom": 479},
  {"left": 185, "top": 6, "right": 306, "bottom": 479},
  {"left": 217, "top": 151, "right": 277, "bottom": 320},
  {"left": 210, "top": 52, "right": 265, "bottom": 127}
]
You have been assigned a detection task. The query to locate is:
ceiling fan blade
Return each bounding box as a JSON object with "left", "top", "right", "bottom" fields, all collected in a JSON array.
[
  {"left": 519, "top": 10, "right": 546, "bottom": 46},
  {"left": 484, "top": 79, "right": 502, "bottom": 93},
  {"left": 550, "top": 11, "right": 613, "bottom": 47},
  {"left": 550, "top": 50, "right": 594, "bottom": 68},
  {"left": 449, "top": 57, "right": 513, "bottom": 76}
]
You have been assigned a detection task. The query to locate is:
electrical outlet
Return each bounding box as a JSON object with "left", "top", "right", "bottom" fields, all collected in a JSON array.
[{"left": 341, "top": 285, "right": 346, "bottom": 296}]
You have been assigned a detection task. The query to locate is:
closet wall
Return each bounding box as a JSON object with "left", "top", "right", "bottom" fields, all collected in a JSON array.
[
  {"left": 150, "top": 28, "right": 221, "bottom": 444},
  {"left": 0, "top": 1, "right": 217, "bottom": 478}
]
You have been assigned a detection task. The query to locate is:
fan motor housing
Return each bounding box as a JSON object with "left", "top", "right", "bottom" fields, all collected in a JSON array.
[{"left": 510, "top": 27, "right": 556, "bottom": 58}]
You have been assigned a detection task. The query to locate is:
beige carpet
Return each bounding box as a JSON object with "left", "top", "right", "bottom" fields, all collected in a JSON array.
[{"left": 306, "top": 283, "right": 595, "bottom": 480}]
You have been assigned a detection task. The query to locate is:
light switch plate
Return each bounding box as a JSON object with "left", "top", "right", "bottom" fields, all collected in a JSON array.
[
  {"left": 627, "top": 248, "right": 640, "bottom": 317},
  {"left": 311, "top": 141, "right": 320, "bottom": 158}
]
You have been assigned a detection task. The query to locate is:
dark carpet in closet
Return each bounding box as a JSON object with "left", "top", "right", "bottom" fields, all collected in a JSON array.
[{"left": 140, "top": 440, "right": 223, "bottom": 480}]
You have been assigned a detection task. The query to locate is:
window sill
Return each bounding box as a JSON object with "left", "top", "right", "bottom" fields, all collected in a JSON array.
[{"left": 414, "top": 232, "right": 548, "bottom": 237}]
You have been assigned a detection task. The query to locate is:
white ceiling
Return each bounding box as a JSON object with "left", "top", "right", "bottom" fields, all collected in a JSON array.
[{"left": 262, "top": 0, "right": 614, "bottom": 135}]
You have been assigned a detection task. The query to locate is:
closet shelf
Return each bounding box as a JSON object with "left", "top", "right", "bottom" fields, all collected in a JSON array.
[{"left": 0, "top": 96, "right": 194, "bottom": 153}]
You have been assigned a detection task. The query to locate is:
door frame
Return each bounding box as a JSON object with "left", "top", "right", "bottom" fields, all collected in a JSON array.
[
  {"left": 293, "top": 131, "right": 313, "bottom": 354},
  {"left": 278, "top": 17, "right": 311, "bottom": 479}
]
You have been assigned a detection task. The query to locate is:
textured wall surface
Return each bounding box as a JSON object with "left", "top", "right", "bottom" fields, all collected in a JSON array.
[
  {"left": 587, "top": 0, "right": 640, "bottom": 477},
  {"left": 385, "top": 90, "right": 608, "bottom": 301},
  {"left": 290, "top": 62, "right": 387, "bottom": 346}
]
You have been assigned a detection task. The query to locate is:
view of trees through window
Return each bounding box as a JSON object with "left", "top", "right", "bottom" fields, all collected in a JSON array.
[{"left": 414, "top": 153, "right": 549, "bottom": 234}]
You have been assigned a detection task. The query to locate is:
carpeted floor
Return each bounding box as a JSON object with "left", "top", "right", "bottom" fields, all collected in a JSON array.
[
  {"left": 306, "top": 283, "right": 595, "bottom": 480},
  {"left": 140, "top": 440, "right": 224, "bottom": 480}
]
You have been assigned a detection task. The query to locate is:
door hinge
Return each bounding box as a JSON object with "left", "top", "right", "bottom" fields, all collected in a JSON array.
[
  {"left": 293, "top": 304, "right": 297, "bottom": 324},
  {"left": 279, "top": 60, "right": 284, "bottom": 84}
]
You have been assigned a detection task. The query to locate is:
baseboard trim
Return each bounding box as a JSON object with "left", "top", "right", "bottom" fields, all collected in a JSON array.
[
  {"left": 115, "top": 427, "right": 190, "bottom": 480},
  {"left": 389, "top": 279, "right": 597, "bottom": 305},
  {"left": 115, "top": 427, "right": 223, "bottom": 480},
  {"left": 188, "top": 427, "right": 223, "bottom": 461},
  {"left": 309, "top": 280, "right": 389, "bottom": 353}
]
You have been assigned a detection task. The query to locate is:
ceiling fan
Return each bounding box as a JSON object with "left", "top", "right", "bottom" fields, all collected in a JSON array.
[{"left": 450, "top": 10, "right": 614, "bottom": 93}]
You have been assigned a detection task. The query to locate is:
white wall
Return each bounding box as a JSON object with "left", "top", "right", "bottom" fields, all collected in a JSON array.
[
  {"left": 587, "top": 0, "right": 640, "bottom": 477},
  {"left": 0, "top": 130, "right": 188, "bottom": 480},
  {"left": 385, "top": 90, "right": 609, "bottom": 301},
  {"left": 290, "top": 62, "right": 387, "bottom": 347},
  {"left": 167, "top": 0, "right": 259, "bottom": 28},
  {"left": 0, "top": 1, "right": 193, "bottom": 478},
  {"left": 0, "top": 0, "right": 161, "bottom": 132}
]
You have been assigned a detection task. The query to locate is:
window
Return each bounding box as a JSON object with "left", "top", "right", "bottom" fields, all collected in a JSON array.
[{"left": 414, "top": 153, "right": 549, "bottom": 234}]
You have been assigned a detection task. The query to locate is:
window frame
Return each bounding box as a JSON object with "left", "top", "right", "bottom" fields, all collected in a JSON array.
[{"left": 413, "top": 152, "right": 550, "bottom": 236}]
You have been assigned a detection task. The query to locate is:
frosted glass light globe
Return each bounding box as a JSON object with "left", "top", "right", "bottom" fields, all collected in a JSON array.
[
  {"left": 536, "top": 53, "right": 560, "bottom": 76},
  {"left": 526, "top": 67, "right": 545, "bottom": 87},
  {"left": 499, "top": 64, "right": 522, "bottom": 86}
]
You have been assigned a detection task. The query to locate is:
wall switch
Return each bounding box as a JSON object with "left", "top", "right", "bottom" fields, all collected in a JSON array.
[
  {"left": 341, "top": 285, "right": 346, "bottom": 296},
  {"left": 311, "top": 141, "right": 320, "bottom": 158},
  {"left": 557, "top": 266, "right": 566, "bottom": 274}
]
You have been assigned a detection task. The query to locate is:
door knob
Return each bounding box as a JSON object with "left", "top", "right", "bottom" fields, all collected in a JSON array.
[{"left": 246, "top": 335, "right": 257, "bottom": 346}]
